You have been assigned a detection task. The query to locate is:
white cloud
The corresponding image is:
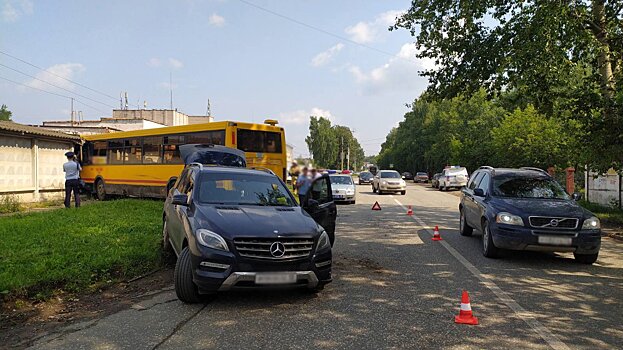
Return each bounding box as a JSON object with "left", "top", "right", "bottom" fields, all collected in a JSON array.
[
  {"left": 1, "top": 0, "right": 33, "bottom": 22},
  {"left": 147, "top": 57, "right": 184, "bottom": 69},
  {"left": 208, "top": 13, "right": 226, "bottom": 27},
  {"left": 25, "top": 63, "right": 85, "bottom": 91},
  {"left": 147, "top": 58, "right": 162, "bottom": 68},
  {"left": 348, "top": 43, "right": 435, "bottom": 95},
  {"left": 311, "top": 43, "right": 344, "bottom": 67},
  {"left": 345, "top": 10, "right": 404, "bottom": 44},
  {"left": 278, "top": 107, "right": 334, "bottom": 125},
  {"left": 168, "top": 58, "right": 184, "bottom": 69}
]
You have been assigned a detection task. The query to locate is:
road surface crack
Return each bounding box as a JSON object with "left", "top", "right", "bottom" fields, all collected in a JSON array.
[{"left": 151, "top": 303, "right": 207, "bottom": 349}]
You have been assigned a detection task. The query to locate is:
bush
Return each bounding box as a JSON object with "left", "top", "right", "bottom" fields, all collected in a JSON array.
[{"left": 0, "top": 195, "right": 22, "bottom": 214}]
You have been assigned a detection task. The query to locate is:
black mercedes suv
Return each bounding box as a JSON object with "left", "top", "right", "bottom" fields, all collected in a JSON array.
[
  {"left": 459, "top": 167, "right": 601, "bottom": 264},
  {"left": 163, "top": 164, "right": 336, "bottom": 303}
]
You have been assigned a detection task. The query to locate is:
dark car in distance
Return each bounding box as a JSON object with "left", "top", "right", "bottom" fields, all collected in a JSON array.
[
  {"left": 358, "top": 171, "right": 373, "bottom": 185},
  {"left": 415, "top": 172, "right": 429, "bottom": 183},
  {"left": 163, "top": 164, "right": 336, "bottom": 303},
  {"left": 401, "top": 172, "right": 414, "bottom": 181},
  {"left": 459, "top": 166, "right": 601, "bottom": 264}
]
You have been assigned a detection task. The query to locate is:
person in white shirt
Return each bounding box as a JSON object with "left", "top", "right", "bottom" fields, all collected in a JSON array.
[{"left": 63, "top": 151, "right": 82, "bottom": 208}]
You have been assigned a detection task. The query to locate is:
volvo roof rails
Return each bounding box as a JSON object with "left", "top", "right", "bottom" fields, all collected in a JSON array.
[{"left": 520, "top": 167, "right": 549, "bottom": 175}]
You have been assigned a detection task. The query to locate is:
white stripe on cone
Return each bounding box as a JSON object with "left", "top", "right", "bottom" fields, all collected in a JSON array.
[{"left": 460, "top": 303, "right": 472, "bottom": 311}]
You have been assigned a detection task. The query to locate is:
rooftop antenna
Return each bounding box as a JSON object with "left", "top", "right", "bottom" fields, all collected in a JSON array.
[
  {"left": 143, "top": 100, "right": 147, "bottom": 109},
  {"left": 169, "top": 72, "right": 173, "bottom": 110},
  {"left": 124, "top": 92, "right": 129, "bottom": 110},
  {"left": 206, "top": 99, "right": 211, "bottom": 117},
  {"left": 119, "top": 92, "right": 123, "bottom": 109}
]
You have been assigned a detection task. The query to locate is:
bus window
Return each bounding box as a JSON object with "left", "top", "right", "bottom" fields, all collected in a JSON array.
[
  {"left": 185, "top": 130, "right": 225, "bottom": 145},
  {"left": 108, "top": 139, "right": 124, "bottom": 164},
  {"left": 91, "top": 141, "right": 107, "bottom": 165},
  {"left": 143, "top": 137, "right": 162, "bottom": 164},
  {"left": 237, "top": 130, "right": 282, "bottom": 153},
  {"left": 163, "top": 135, "right": 184, "bottom": 164},
  {"left": 125, "top": 139, "right": 142, "bottom": 164}
]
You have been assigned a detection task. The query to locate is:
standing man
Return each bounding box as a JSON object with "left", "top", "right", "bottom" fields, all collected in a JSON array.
[
  {"left": 63, "top": 151, "right": 81, "bottom": 208},
  {"left": 296, "top": 167, "right": 311, "bottom": 204},
  {"left": 289, "top": 161, "right": 300, "bottom": 194}
]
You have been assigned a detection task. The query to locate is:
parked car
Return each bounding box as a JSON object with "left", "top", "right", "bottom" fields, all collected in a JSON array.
[
  {"left": 459, "top": 166, "right": 601, "bottom": 264},
  {"left": 431, "top": 173, "right": 442, "bottom": 188},
  {"left": 163, "top": 161, "right": 336, "bottom": 303},
  {"left": 372, "top": 170, "right": 406, "bottom": 195},
  {"left": 329, "top": 174, "right": 356, "bottom": 204},
  {"left": 414, "top": 172, "right": 429, "bottom": 183},
  {"left": 401, "top": 172, "right": 414, "bottom": 181},
  {"left": 358, "top": 171, "right": 373, "bottom": 185},
  {"left": 438, "top": 166, "right": 469, "bottom": 191}
]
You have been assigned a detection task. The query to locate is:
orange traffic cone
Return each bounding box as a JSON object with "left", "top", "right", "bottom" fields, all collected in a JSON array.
[
  {"left": 455, "top": 290, "right": 479, "bottom": 325},
  {"left": 406, "top": 205, "right": 413, "bottom": 216},
  {"left": 432, "top": 225, "right": 442, "bottom": 241}
]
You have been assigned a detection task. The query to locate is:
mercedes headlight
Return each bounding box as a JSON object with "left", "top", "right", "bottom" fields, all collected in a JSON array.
[
  {"left": 316, "top": 230, "right": 331, "bottom": 251},
  {"left": 196, "top": 229, "right": 229, "bottom": 251},
  {"left": 496, "top": 212, "right": 524, "bottom": 226},
  {"left": 582, "top": 217, "right": 600, "bottom": 230}
]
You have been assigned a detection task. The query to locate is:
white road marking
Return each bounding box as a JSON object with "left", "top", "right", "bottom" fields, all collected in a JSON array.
[{"left": 392, "top": 196, "right": 570, "bottom": 350}]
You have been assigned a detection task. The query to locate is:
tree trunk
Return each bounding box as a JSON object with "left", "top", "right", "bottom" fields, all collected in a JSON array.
[{"left": 591, "top": 0, "right": 615, "bottom": 99}]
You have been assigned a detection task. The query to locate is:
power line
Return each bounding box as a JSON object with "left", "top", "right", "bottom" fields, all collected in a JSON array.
[
  {"left": 0, "top": 50, "right": 118, "bottom": 101},
  {"left": 0, "top": 63, "right": 117, "bottom": 109},
  {"left": 0, "top": 75, "right": 106, "bottom": 113},
  {"left": 237, "top": 0, "right": 411, "bottom": 63}
]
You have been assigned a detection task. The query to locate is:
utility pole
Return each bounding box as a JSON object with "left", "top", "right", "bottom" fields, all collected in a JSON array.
[
  {"left": 169, "top": 72, "right": 173, "bottom": 110},
  {"left": 347, "top": 144, "right": 350, "bottom": 170},
  {"left": 70, "top": 98, "right": 74, "bottom": 125},
  {"left": 340, "top": 136, "right": 344, "bottom": 170}
]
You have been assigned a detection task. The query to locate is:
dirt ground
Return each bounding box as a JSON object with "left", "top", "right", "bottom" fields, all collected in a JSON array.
[{"left": 0, "top": 268, "right": 174, "bottom": 349}]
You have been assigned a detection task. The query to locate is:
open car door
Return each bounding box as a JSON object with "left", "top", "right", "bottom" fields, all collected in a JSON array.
[{"left": 302, "top": 175, "right": 337, "bottom": 246}]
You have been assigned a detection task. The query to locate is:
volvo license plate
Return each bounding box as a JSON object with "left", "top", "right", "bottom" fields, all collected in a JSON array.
[
  {"left": 255, "top": 273, "right": 297, "bottom": 285},
  {"left": 538, "top": 236, "right": 572, "bottom": 246}
]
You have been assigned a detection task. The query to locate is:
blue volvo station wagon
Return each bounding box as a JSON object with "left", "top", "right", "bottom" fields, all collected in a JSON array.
[{"left": 459, "top": 167, "right": 601, "bottom": 264}]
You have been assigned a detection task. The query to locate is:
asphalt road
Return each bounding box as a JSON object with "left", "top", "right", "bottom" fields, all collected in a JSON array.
[{"left": 30, "top": 183, "right": 623, "bottom": 349}]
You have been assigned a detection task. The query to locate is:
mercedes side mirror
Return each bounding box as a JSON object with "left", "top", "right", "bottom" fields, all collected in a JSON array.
[
  {"left": 572, "top": 192, "right": 582, "bottom": 201},
  {"left": 172, "top": 194, "right": 189, "bottom": 206},
  {"left": 473, "top": 188, "right": 485, "bottom": 197}
]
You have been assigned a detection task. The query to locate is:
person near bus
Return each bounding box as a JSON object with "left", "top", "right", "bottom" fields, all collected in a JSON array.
[
  {"left": 289, "top": 161, "right": 301, "bottom": 194},
  {"left": 296, "top": 167, "right": 312, "bottom": 204},
  {"left": 63, "top": 151, "right": 81, "bottom": 208}
]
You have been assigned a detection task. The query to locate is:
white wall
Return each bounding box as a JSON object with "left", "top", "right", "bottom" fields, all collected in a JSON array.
[
  {"left": 586, "top": 171, "right": 622, "bottom": 208},
  {"left": 0, "top": 134, "right": 74, "bottom": 202}
]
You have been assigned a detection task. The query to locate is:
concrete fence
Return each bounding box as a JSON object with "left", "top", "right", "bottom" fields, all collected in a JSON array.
[{"left": 585, "top": 171, "right": 623, "bottom": 209}]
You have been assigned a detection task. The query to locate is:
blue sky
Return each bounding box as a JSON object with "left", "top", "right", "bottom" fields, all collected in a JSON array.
[{"left": 0, "top": 0, "right": 431, "bottom": 156}]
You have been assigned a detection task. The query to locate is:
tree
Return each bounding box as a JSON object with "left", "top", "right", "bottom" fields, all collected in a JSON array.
[
  {"left": 491, "top": 105, "right": 575, "bottom": 169},
  {"left": 0, "top": 104, "right": 12, "bottom": 121},
  {"left": 393, "top": 0, "right": 622, "bottom": 170},
  {"left": 305, "top": 116, "right": 336, "bottom": 169}
]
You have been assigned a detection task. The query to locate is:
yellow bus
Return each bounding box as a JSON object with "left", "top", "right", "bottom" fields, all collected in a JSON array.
[{"left": 79, "top": 120, "right": 287, "bottom": 199}]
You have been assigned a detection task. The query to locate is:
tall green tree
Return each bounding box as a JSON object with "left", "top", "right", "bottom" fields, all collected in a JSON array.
[
  {"left": 305, "top": 116, "right": 336, "bottom": 168},
  {"left": 0, "top": 104, "right": 12, "bottom": 121},
  {"left": 393, "top": 0, "right": 622, "bottom": 170}
]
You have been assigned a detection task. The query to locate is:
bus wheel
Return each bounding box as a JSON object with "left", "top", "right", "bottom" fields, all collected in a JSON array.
[{"left": 95, "top": 179, "right": 107, "bottom": 201}]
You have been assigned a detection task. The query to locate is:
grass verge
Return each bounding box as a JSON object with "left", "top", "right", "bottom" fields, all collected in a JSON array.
[
  {"left": 0, "top": 199, "right": 164, "bottom": 299},
  {"left": 579, "top": 200, "right": 623, "bottom": 226}
]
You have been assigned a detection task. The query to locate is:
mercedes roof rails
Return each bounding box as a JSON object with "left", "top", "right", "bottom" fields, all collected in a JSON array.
[{"left": 249, "top": 167, "right": 276, "bottom": 175}]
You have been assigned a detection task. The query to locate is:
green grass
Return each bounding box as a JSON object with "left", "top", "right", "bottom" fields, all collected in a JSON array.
[
  {"left": 579, "top": 200, "right": 623, "bottom": 226},
  {"left": 0, "top": 199, "right": 164, "bottom": 299}
]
